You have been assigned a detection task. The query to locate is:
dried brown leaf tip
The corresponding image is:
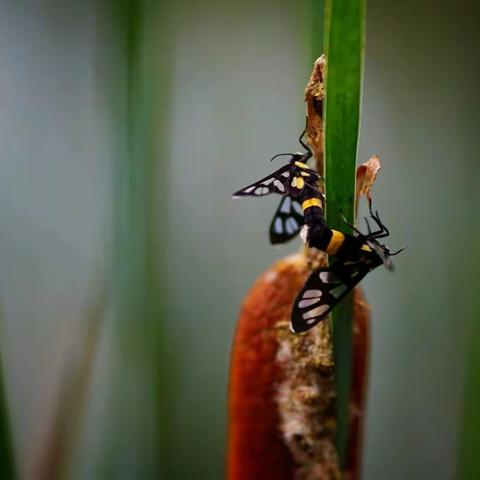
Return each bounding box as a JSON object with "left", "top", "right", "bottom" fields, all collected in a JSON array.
[
  {"left": 356, "top": 155, "right": 381, "bottom": 202},
  {"left": 304, "top": 55, "right": 326, "bottom": 168}
]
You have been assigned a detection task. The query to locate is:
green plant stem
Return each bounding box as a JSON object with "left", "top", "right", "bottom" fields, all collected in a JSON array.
[{"left": 323, "top": 0, "right": 366, "bottom": 469}]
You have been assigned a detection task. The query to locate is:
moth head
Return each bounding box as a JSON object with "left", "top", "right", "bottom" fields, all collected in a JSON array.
[{"left": 365, "top": 238, "right": 405, "bottom": 271}]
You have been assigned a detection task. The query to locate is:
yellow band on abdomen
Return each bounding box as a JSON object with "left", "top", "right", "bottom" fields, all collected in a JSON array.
[
  {"left": 301, "top": 198, "right": 322, "bottom": 211},
  {"left": 325, "top": 230, "right": 345, "bottom": 256}
]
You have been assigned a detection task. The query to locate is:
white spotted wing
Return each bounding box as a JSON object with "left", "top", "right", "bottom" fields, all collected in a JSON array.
[
  {"left": 269, "top": 195, "right": 304, "bottom": 244},
  {"left": 232, "top": 164, "right": 290, "bottom": 198},
  {"left": 290, "top": 260, "right": 372, "bottom": 333}
]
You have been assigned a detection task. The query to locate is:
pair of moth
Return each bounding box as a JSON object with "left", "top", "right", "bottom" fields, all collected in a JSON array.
[{"left": 233, "top": 130, "right": 403, "bottom": 333}]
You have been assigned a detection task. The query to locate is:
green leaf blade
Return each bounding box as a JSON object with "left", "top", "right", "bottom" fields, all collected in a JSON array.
[{"left": 323, "top": 0, "right": 366, "bottom": 469}]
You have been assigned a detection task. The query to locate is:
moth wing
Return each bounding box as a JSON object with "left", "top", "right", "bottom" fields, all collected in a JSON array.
[
  {"left": 232, "top": 164, "right": 290, "bottom": 198},
  {"left": 269, "top": 196, "right": 304, "bottom": 244},
  {"left": 290, "top": 260, "right": 371, "bottom": 333}
]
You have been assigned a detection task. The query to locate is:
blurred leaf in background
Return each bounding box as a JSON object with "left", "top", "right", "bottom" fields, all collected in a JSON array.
[
  {"left": 86, "top": 0, "right": 173, "bottom": 477},
  {"left": 0, "top": 318, "right": 15, "bottom": 479},
  {"left": 457, "top": 230, "right": 480, "bottom": 480}
]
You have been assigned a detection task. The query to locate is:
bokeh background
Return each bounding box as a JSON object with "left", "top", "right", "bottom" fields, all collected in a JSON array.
[{"left": 0, "top": 0, "right": 479, "bottom": 479}]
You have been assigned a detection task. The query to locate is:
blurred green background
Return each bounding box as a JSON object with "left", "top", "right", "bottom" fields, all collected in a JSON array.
[{"left": 0, "top": 0, "right": 479, "bottom": 479}]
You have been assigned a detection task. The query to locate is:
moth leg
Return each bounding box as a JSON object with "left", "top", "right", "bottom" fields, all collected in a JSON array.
[
  {"left": 298, "top": 118, "right": 313, "bottom": 160},
  {"left": 371, "top": 213, "right": 390, "bottom": 238},
  {"left": 363, "top": 215, "right": 384, "bottom": 238},
  {"left": 305, "top": 182, "right": 325, "bottom": 199},
  {"left": 364, "top": 217, "right": 372, "bottom": 235},
  {"left": 339, "top": 210, "right": 364, "bottom": 237},
  {"left": 367, "top": 200, "right": 390, "bottom": 238}
]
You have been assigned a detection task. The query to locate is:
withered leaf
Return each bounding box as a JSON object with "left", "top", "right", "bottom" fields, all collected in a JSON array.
[{"left": 356, "top": 155, "right": 381, "bottom": 201}]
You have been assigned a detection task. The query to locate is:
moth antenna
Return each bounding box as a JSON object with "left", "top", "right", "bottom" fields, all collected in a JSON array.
[
  {"left": 270, "top": 152, "right": 295, "bottom": 162},
  {"left": 390, "top": 246, "right": 406, "bottom": 256}
]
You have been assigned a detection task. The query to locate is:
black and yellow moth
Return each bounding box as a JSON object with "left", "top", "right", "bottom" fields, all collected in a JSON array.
[
  {"left": 291, "top": 204, "right": 403, "bottom": 333},
  {"left": 233, "top": 127, "right": 326, "bottom": 244}
]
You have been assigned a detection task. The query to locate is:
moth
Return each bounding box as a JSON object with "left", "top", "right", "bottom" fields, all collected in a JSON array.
[
  {"left": 232, "top": 155, "right": 320, "bottom": 199},
  {"left": 291, "top": 204, "right": 404, "bottom": 333},
  {"left": 268, "top": 130, "right": 319, "bottom": 244},
  {"left": 233, "top": 128, "right": 324, "bottom": 244}
]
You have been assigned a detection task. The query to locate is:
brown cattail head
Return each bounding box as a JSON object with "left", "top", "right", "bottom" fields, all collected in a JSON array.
[
  {"left": 228, "top": 255, "right": 307, "bottom": 480},
  {"left": 228, "top": 253, "right": 371, "bottom": 480}
]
